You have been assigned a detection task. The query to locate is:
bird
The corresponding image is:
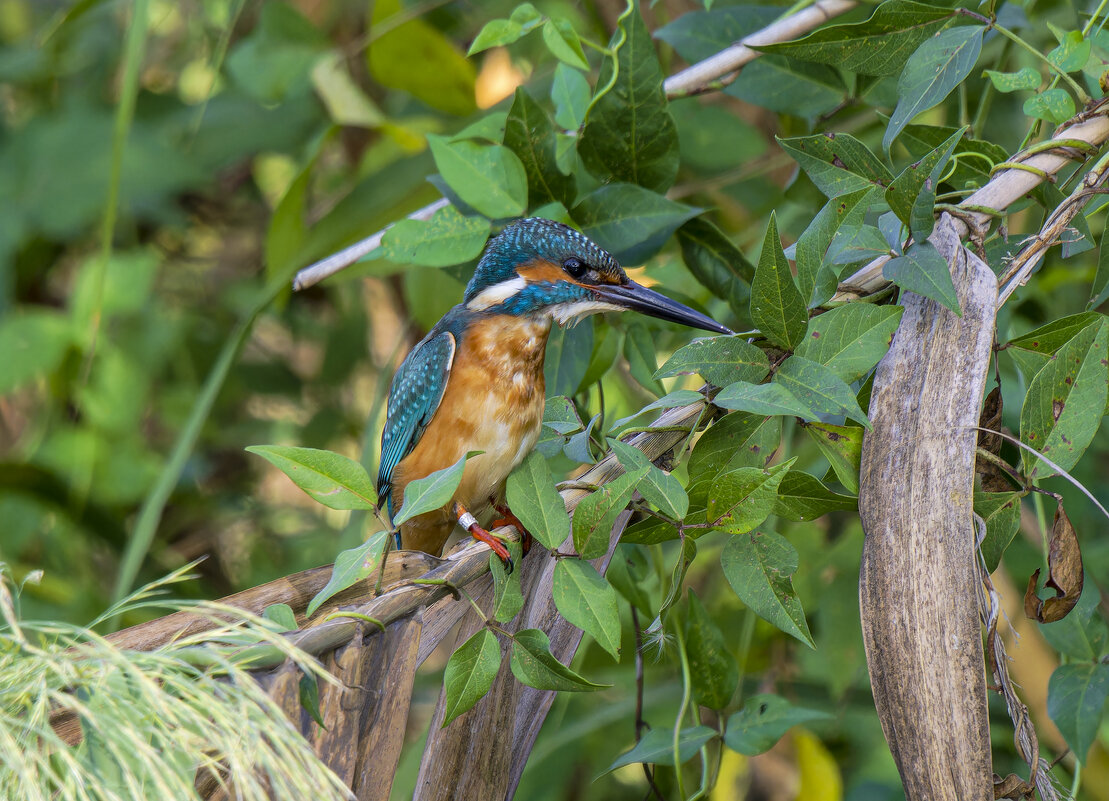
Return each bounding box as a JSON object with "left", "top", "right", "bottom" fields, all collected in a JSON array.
[{"left": 376, "top": 217, "right": 731, "bottom": 565}]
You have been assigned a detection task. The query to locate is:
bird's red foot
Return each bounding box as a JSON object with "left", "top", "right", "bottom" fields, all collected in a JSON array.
[
  {"left": 491, "top": 501, "right": 533, "bottom": 555},
  {"left": 453, "top": 502, "right": 513, "bottom": 572}
]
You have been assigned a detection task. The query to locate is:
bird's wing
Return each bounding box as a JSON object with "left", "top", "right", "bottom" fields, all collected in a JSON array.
[{"left": 376, "top": 331, "right": 457, "bottom": 512}]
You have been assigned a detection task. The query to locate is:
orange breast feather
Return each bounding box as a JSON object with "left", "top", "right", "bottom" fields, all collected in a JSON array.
[{"left": 391, "top": 315, "right": 551, "bottom": 553}]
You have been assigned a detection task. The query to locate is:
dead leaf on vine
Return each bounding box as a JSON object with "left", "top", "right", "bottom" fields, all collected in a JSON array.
[{"left": 1023, "top": 500, "right": 1083, "bottom": 623}]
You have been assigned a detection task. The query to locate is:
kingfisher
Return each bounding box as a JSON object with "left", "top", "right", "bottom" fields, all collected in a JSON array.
[{"left": 377, "top": 217, "right": 731, "bottom": 565}]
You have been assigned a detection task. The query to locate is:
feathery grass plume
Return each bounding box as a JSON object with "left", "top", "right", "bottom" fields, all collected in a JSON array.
[{"left": 0, "top": 563, "right": 352, "bottom": 801}]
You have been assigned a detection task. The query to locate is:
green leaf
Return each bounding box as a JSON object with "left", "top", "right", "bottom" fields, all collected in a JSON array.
[
  {"left": 367, "top": 0, "right": 475, "bottom": 116},
  {"left": 1047, "top": 31, "right": 1091, "bottom": 73},
  {"left": 468, "top": 6, "right": 543, "bottom": 55},
  {"left": 503, "top": 88, "right": 576, "bottom": 208},
  {"left": 551, "top": 63, "right": 591, "bottom": 129},
  {"left": 263, "top": 603, "right": 298, "bottom": 631},
  {"left": 795, "top": 187, "right": 876, "bottom": 307},
  {"left": 1010, "top": 312, "right": 1104, "bottom": 354},
  {"left": 974, "top": 492, "right": 1022, "bottom": 572},
  {"left": 677, "top": 217, "right": 755, "bottom": 324},
  {"left": 828, "top": 224, "right": 893, "bottom": 265},
  {"left": 573, "top": 183, "right": 701, "bottom": 265},
  {"left": 0, "top": 309, "right": 75, "bottom": 395},
  {"left": 1040, "top": 587, "right": 1108, "bottom": 662},
  {"left": 1090, "top": 227, "right": 1109, "bottom": 308},
  {"left": 983, "top": 66, "right": 1041, "bottom": 92},
  {"left": 553, "top": 559, "right": 622, "bottom": 659},
  {"left": 611, "top": 389, "right": 704, "bottom": 429},
  {"left": 490, "top": 541, "right": 524, "bottom": 623},
  {"left": 1023, "top": 88, "right": 1077, "bottom": 125},
  {"left": 468, "top": 19, "right": 527, "bottom": 55},
  {"left": 685, "top": 589, "right": 738, "bottom": 709},
  {"left": 299, "top": 674, "right": 325, "bottom": 728},
  {"left": 306, "top": 531, "right": 389, "bottom": 617},
  {"left": 623, "top": 320, "right": 663, "bottom": 394},
  {"left": 1020, "top": 321, "right": 1109, "bottom": 478},
  {"left": 714, "top": 381, "right": 819, "bottom": 421},
  {"left": 450, "top": 112, "right": 508, "bottom": 143},
  {"left": 609, "top": 438, "right": 690, "bottom": 519},
  {"left": 755, "top": 0, "right": 960, "bottom": 76},
  {"left": 751, "top": 213, "right": 807, "bottom": 350},
  {"left": 722, "top": 532, "right": 815, "bottom": 647},
  {"left": 655, "top": 336, "right": 769, "bottom": 387},
  {"left": 773, "top": 471, "right": 857, "bottom": 522},
  {"left": 883, "top": 26, "right": 984, "bottom": 152},
  {"left": 884, "top": 240, "right": 961, "bottom": 314},
  {"left": 802, "top": 421, "right": 863, "bottom": 494},
  {"left": 245, "top": 445, "right": 378, "bottom": 510},
  {"left": 443, "top": 629, "right": 502, "bottom": 726},
  {"left": 510, "top": 628, "right": 610, "bottom": 691},
  {"left": 505, "top": 451, "right": 570, "bottom": 549},
  {"left": 794, "top": 304, "right": 903, "bottom": 384},
  {"left": 381, "top": 204, "right": 491, "bottom": 268},
  {"left": 885, "top": 127, "right": 963, "bottom": 240},
  {"left": 393, "top": 452, "right": 478, "bottom": 526},
  {"left": 778, "top": 134, "right": 893, "bottom": 199},
  {"left": 689, "top": 413, "right": 782, "bottom": 485},
  {"left": 578, "top": 3, "right": 678, "bottom": 193},
  {"left": 579, "top": 321, "right": 620, "bottom": 389},
  {"left": 545, "top": 318, "right": 593, "bottom": 398},
  {"left": 573, "top": 467, "right": 649, "bottom": 558},
  {"left": 724, "top": 694, "right": 830, "bottom": 755},
  {"left": 543, "top": 18, "right": 589, "bottom": 70},
  {"left": 603, "top": 726, "right": 718, "bottom": 773},
  {"left": 426, "top": 134, "right": 527, "bottom": 219},
  {"left": 708, "top": 461, "right": 792, "bottom": 534},
  {"left": 774, "top": 355, "right": 870, "bottom": 427},
  {"left": 727, "top": 55, "right": 846, "bottom": 116},
  {"left": 607, "top": 544, "right": 655, "bottom": 612},
  {"left": 1047, "top": 663, "right": 1109, "bottom": 763}
]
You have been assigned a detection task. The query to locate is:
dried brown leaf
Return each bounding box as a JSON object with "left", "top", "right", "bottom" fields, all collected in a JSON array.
[
  {"left": 976, "top": 386, "right": 1011, "bottom": 492},
  {"left": 1023, "top": 500, "right": 1083, "bottom": 623}
]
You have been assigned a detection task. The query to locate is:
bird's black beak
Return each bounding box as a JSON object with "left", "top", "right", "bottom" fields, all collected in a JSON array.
[{"left": 591, "top": 279, "right": 733, "bottom": 335}]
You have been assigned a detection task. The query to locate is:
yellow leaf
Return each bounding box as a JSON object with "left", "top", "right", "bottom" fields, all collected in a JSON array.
[
  {"left": 367, "top": 0, "right": 476, "bottom": 116},
  {"left": 795, "top": 729, "right": 843, "bottom": 801},
  {"left": 710, "top": 748, "right": 750, "bottom": 800}
]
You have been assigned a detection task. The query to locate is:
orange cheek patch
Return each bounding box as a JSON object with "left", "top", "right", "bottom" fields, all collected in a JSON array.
[{"left": 516, "top": 258, "right": 574, "bottom": 285}]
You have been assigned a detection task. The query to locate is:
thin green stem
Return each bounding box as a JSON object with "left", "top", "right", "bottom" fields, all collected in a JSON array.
[
  {"left": 1070, "top": 760, "right": 1083, "bottom": 797},
  {"left": 84, "top": 0, "right": 148, "bottom": 372},
  {"left": 1082, "top": 0, "right": 1109, "bottom": 36},
  {"left": 1032, "top": 487, "right": 1049, "bottom": 562},
  {"left": 672, "top": 621, "right": 693, "bottom": 801},
  {"left": 578, "top": 36, "right": 611, "bottom": 54},
  {"left": 991, "top": 23, "right": 1089, "bottom": 102},
  {"left": 187, "top": 0, "right": 245, "bottom": 141},
  {"left": 583, "top": 1, "right": 633, "bottom": 123}
]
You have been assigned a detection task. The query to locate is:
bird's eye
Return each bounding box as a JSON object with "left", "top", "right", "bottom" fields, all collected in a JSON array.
[{"left": 563, "top": 257, "right": 587, "bottom": 279}]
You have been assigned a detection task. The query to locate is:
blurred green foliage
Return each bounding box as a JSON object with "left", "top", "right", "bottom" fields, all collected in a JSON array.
[{"left": 3, "top": 0, "right": 1109, "bottom": 799}]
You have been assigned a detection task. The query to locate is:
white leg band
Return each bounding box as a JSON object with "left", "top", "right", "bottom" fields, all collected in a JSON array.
[{"left": 458, "top": 510, "right": 478, "bottom": 530}]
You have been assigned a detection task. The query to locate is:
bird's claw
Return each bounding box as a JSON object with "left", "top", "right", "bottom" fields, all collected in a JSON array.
[{"left": 453, "top": 502, "right": 514, "bottom": 572}]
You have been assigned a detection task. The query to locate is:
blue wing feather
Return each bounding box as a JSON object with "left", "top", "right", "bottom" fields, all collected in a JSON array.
[{"left": 377, "top": 331, "right": 456, "bottom": 515}]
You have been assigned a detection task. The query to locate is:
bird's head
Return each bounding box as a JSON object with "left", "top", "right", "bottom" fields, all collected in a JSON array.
[{"left": 462, "top": 218, "right": 731, "bottom": 335}]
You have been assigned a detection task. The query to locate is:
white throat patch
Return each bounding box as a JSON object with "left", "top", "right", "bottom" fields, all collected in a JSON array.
[
  {"left": 466, "top": 277, "right": 527, "bottom": 311},
  {"left": 549, "top": 300, "right": 625, "bottom": 325}
]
